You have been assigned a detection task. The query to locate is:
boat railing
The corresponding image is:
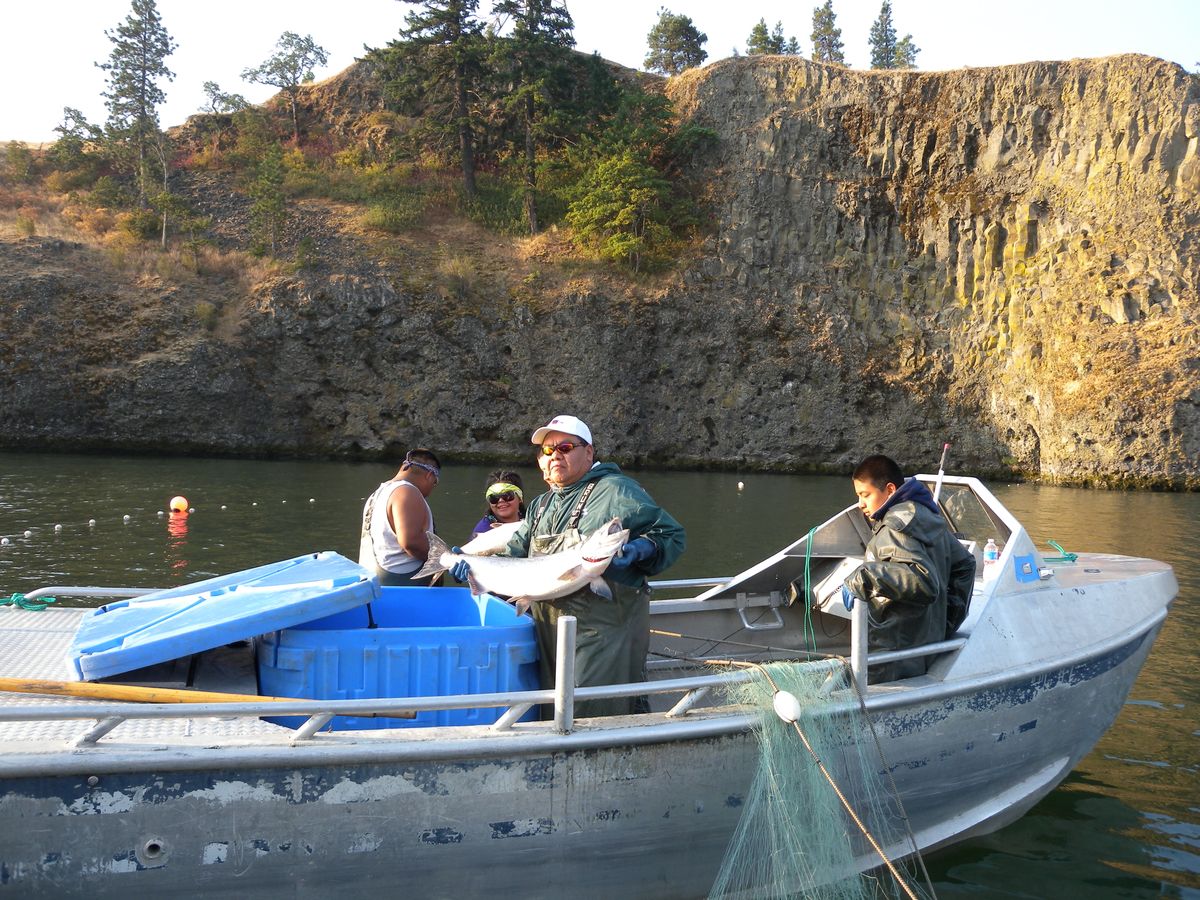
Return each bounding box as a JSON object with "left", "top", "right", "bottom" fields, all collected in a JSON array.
[
  {"left": 0, "top": 607, "right": 969, "bottom": 752},
  {"left": 0, "top": 613, "right": 805, "bottom": 749}
]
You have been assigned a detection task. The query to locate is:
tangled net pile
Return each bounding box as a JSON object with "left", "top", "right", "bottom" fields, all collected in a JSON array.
[{"left": 708, "top": 661, "right": 934, "bottom": 900}]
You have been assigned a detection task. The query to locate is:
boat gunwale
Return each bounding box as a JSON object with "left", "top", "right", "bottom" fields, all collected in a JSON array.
[{"left": 0, "top": 603, "right": 1168, "bottom": 779}]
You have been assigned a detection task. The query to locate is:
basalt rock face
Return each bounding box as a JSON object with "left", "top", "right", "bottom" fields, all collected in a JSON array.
[
  {"left": 664, "top": 54, "right": 1200, "bottom": 485},
  {"left": 2, "top": 55, "right": 1199, "bottom": 486}
]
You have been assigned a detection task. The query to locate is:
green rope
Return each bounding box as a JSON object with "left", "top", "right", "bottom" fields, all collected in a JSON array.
[
  {"left": 1, "top": 593, "right": 56, "bottom": 611},
  {"left": 801, "top": 527, "right": 818, "bottom": 652},
  {"left": 1043, "top": 540, "right": 1078, "bottom": 563}
]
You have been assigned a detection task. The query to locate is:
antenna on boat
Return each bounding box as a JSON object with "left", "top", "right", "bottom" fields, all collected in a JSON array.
[{"left": 932, "top": 442, "right": 950, "bottom": 502}]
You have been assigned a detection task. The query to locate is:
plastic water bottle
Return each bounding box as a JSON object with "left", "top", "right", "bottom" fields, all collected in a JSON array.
[{"left": 983, "top": 538, "right": 999, "bottom": 576}]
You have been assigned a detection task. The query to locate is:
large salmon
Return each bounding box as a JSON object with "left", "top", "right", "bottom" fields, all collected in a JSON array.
[{"left": 415, "top": 517, "right": 630, "bottom": 613}]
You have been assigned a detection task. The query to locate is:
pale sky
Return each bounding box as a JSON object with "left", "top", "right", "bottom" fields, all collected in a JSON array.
[{"left": 3, "top": 0, "right": 1197, "bottom": 143}]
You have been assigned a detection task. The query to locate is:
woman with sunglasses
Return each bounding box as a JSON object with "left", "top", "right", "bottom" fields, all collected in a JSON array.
[{"left": 469, "top": 470, "right": 526, "bottom": 539}]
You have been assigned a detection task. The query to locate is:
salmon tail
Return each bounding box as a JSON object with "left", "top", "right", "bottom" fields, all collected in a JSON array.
[
  {"left": 413, "top": 531, "right": 450, "bottom": 580},
  {"left": 588, "top": 577, "right": 614, "bottom": 601}
]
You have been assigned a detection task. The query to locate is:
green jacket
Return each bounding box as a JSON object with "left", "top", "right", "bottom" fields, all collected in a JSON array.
[
  {"left": 502, "top": 462, "right": 686, "bottom": 716},
  {"left": 844, "top": 479, "right": 976, "bottom": 681}
]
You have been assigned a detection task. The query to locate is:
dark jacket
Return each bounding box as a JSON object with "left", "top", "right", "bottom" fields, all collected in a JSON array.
[{"left": 844, "top": 479, "right": 976, "bottom": 681}]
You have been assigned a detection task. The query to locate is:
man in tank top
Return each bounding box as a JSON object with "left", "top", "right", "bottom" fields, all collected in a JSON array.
[{"left": 359, "top": 449, "right": 442, "bottom": 586}]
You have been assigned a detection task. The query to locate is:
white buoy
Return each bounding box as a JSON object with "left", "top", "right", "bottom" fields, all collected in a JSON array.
[
  {"left": 737, "top": 481, "right": 745, "bottom": 491},
  {"left": 1, "top": 537, "right": 9, "bottom": 546},
  {"left": 23, "top": 530, "right": 32, "bottom": 538},
  {"left": 123, "top": 515, "right": 131, "bottom": 524},
  {"left": 220, "top": 505, "right": 227, "bottom": 510},
  {"left": 252, "top": 502, "right": 258, "bottom": 507},
  {"left": 157, "top": 510, "right": 164, "bottom": 517},
  {"left": 772, "top": 690, "right": 803, "bottom": 724},
  {"left": 88, "top": 519, "right": 96, "bottom": 527},
  {"left": 54, "top": 524, "right": 62, "bottom": 532},
  {"left": 188, "top": 507, "right": 195, "bottom": 513},
  {"left": 309, "top": 498, "right": 315, "bottom": 504},
  {"left": 281, "top": 499, "right": 287, "bottom": 504}
]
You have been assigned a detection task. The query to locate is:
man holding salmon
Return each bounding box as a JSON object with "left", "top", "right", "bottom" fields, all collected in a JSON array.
[{"left": 454, "top": 415, "right": 686, "bottom": 717}]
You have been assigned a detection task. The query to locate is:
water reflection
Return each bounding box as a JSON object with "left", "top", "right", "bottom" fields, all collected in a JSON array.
[{"left": 165, "top": 510, "right": 189, "bottom": 572}]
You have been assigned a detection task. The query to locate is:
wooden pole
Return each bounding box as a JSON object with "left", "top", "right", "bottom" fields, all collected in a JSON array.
[{"left": 0, "top": 677, "right": 415, "bottom": 717}]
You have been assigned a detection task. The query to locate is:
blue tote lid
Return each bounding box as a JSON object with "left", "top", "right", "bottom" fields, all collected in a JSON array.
[{"left": 69, "top": 551, "right": 379, "bottom": 681}]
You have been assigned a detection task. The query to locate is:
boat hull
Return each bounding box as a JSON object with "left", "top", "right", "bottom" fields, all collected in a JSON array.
[{"left": 0, "top": 618, "right": 1164, "bottom": 898}]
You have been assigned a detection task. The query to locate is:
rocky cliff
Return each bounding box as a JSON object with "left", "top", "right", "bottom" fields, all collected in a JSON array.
[{"left": 3, "top": 54, "right": 1198, "bottom": 486}]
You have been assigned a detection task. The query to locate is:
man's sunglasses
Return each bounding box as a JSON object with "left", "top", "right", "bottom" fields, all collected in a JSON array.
[
  {"left": 539, "top": 441, "right": 586, "bottom": 457},
  {"left": 487, "top": 491, "right": 518, "bottom": 504}
]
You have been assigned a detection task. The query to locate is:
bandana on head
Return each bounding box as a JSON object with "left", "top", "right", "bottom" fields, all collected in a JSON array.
[{"left": 486, "top": 482, "right": 523, "bottom": 500}]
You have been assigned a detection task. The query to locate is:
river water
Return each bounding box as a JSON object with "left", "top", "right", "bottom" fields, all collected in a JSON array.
[{"left": 0, "top": 451, "right": 1196, "bottom": 897}]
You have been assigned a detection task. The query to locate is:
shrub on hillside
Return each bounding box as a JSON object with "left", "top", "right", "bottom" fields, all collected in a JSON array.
[{"left": 116, "top": 208, "right": 160, "bottom": 242}]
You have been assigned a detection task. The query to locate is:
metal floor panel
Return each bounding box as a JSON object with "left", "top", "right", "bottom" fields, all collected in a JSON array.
[{"left": 0, "top": 607, "right": 293, "bottom": 745}]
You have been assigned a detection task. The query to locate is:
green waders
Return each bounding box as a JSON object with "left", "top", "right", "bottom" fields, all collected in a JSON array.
[{"left": 528, "top": 527, "right": 651, "bottom": 718}]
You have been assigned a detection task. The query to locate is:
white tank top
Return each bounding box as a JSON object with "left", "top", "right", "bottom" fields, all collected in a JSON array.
[{"left": 358, "top": 480, "right": 433, "bottom": 575}]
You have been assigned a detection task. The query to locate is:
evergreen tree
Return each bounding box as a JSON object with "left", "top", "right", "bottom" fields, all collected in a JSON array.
[
  {"left": 811, "top": 0, "right": 846, "bottom": 65},
  {"left": 868, "top": 1, "right": 897, "bottom": 69},
  {"left": 250, "top": 142, "right": 287, "bottom": 255},
  {"left": 747, "top": 19, "right": 794, "bottom": 55},
  {"left": 644, "top": 8, "right": 708, "bottom": 76},
  {"left": 241, "top": 32, "right": 329, "bottom": 143},
  {"left": 893, "top": 34, "right": 920, "bottom": 69},
  {"left": 492, "top": 0, "right": 575, "bottom": 234},
  {"left": 97, "top": 0, "right": 176, "bottom": 206},
  {"left": 566, "top": 150, "right": 671, "bottom": 273},
  {"left": 385, "top": 0, "right": 486, "bottom": 198},
  {"left": 746, "top": 19, "right": 774, "bottom": 55}
]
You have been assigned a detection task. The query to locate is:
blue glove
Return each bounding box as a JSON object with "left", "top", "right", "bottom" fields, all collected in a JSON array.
[
  {"left": 841, "top": 585, "right": 855, "bottom": 611},
  {"left": 609, "top": 537, "right": 655, "bottom": 571},
  {"left": 450, "top": 554, "right": 470, "bottom": 582}
]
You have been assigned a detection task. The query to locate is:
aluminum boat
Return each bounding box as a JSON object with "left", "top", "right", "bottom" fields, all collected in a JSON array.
[{"left": 0, "top": 476, "right": 1176, "bottom": 898}]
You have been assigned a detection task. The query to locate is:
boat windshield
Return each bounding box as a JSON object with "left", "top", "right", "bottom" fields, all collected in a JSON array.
[{"left": 932, "top": 481, "right": 1011, "bottom": 550}]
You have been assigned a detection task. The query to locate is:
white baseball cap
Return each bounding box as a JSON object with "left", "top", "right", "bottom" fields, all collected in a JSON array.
[{"left": 531, "top": 414, "right": 593, "bottom": 445}]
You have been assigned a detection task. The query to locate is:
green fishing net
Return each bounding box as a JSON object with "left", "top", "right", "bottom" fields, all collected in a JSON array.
[{"left": 708, "top": 662, "right": 934, "bottom": 900}]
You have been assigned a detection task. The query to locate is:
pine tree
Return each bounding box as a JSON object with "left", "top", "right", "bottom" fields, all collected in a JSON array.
[
  {"left": 811, "top": 0, "right": 846, "bottom": 65},
  {"left": 241, "top": 32, "right": 329, "bottom": 143},
  {"left": 385, "top": 0, "right": 486, "bottom": 198},
  {"left": 746, "top": 19, "right": 774, "bottom": 55},
  {"left": 97, "top": 0, "right": 176, "bottom": 206},
  {"left": 893, "top": 34, "right": 920, "bottom": 69},
  {"left": 250, "top": 142, "right": 286, "bottom": 255},
  {"left": 868, "top": 1, "right": 897, "bottom": 69},
  {"left": 492, "top": 0, "right": 575, "bottom": 234},
  {"left": 748, "top": 19, "right": 794, "bottom": 55},
  {"left": 644, "top": 8, "right": 708, "bottom": 76}
]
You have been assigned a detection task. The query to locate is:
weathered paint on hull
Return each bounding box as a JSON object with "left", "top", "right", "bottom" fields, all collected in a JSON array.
[{"left": 0, "top": 624, "right": 1161, "bottom": 898}]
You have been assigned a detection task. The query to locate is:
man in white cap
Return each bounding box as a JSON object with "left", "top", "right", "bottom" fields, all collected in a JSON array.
[{"left": 458, "top": 414, "right": 686, "bottom": 717}]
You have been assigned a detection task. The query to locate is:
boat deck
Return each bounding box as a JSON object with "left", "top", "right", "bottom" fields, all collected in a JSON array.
[{"left": 0, "top": 607, "right": 292, "bottom": 744}]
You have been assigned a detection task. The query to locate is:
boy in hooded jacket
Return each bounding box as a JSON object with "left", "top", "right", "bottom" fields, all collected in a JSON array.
[{"left": 842, "top": 454, "right": 976, "bottom": 682}]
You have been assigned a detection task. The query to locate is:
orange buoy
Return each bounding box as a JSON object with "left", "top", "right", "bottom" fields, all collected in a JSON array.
[{"left": 169, "top": 495, "right": 189, "bottom": 512}]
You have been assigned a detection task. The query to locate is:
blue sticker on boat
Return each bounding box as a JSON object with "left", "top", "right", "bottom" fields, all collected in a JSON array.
[{"left": 1013, "top": 554, "right": 1039, "bottom": 582}]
